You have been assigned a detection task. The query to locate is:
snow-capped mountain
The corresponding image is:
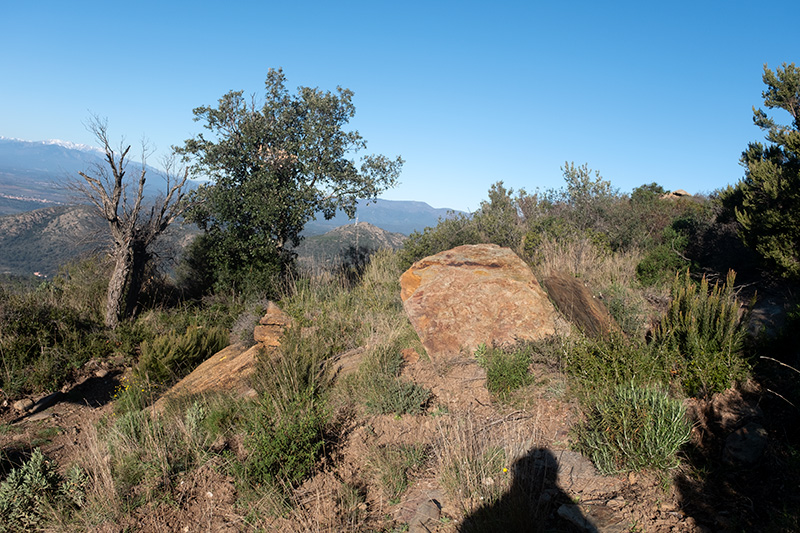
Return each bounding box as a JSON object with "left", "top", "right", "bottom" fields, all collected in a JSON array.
[{"left": 0, "top": 137, "right": 190, "bottom": 214}]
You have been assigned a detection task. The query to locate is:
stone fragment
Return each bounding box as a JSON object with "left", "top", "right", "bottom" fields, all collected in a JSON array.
[
  {"left": 554, "top": 450, "right": 622, "bottom": 496},
  {"left": 408, "top": 499, "right": 441, "bottom": 533},
  {"left": 325, "top": 347, "right": 367, "bottom": 381},
  {"left": 13, "top": 398, "right": 34, "bottom": 412},
  {"left": 723, "top": 422, "right": 768, "bottom": 464},
  {"left": 401, "top": 348, "right": 420, "bottom": 364},
  {"left": 399, "top": 244, "right": 558, "bottom": 360},
  {"left": 27, "top": 411, "right": 53, "bottom": 422},
  {"left": 558, "top": 503, "right": 628, "bottom": 532}
]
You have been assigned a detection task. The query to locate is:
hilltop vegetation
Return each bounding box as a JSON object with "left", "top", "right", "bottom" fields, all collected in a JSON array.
[{"left": 0, "top": 64, "right": 799, "bottom": 531}]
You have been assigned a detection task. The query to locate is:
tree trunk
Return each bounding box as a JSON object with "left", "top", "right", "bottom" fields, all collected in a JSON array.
[
  {"left": 105, "top": 245, "right": 133, "bottom": 329},
  {"left": 124, "top": 242, "right": 149, "bottom": 320}
]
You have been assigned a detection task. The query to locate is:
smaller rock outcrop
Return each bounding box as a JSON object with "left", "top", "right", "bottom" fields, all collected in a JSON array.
[
  {"left": 399, "top": 244, "right": 558, "bottom": 360},
  {"left": 660, "top": 189, "right": 692, "bottom": 200},
  {"left": 542, "top": 272, "right": 621, "bottom": 339},
  {"left": 723, "top": 422, "right": 769, "bottom": 465},
  {"left": 153, "top": 302, "right": 293, "bottom": 412},
  {"left": 253, "top": 301, "right": 293, "bottom": 346}
]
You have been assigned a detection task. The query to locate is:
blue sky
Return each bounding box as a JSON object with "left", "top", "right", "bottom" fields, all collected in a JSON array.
[{"left": 1, "top": 1, "right": 798, "bottom": 212}]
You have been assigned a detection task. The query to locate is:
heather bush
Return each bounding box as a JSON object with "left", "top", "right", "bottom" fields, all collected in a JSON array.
[
  {"left": 135, "top": 324, "right": 228, "bottom": 384},
  {"left": 474, "top": 343, "right": 534, "bottom": 400},
  {"left": 654, "top": 270, "right": 751, "bottom": 397}
]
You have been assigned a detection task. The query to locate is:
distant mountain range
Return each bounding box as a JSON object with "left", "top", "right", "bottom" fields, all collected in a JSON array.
[
  {"left": 0, "top": 205, "right": 406, "bottom": 278},
  {"left": 0, "top": 136, "right": 460, "bottom": 276},
  {"left": 0, "top": 137, "right": 198, "bottom": 215},
  {"left": 0, "top": 137, "right": 459, "bottom": 235}
]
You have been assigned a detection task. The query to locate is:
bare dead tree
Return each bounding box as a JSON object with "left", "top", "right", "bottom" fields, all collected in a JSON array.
[{"left": 70, "top": 116, "right": 190, "bottom": 328}]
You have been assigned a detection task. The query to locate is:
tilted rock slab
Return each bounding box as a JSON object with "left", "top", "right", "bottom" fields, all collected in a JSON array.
[
  {"left": 153, "top": 302, "right": 292, "bottom": 412},
  {"left": 399, "top": 244, "right": 558, "bottom": 360},
  {"left": 542, "top": 272, "right": 621, "bottom": 339}
]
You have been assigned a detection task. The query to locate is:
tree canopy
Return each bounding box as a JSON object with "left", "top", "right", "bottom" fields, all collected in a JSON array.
[
  {"left": 728, "top": 62, "right": 800, "bottom": 279},
  {"left": 180, "top": 69, "right": 403, "bottom": 291}
]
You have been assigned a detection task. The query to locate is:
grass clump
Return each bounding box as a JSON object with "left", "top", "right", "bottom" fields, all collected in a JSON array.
[
  {"left": 572, "top": 382, "right": 692, "bottom": 474},
  {"left": 474, "top": 343, "right": 533, "bottom": 400},
  {"left": 370, "top": 443, "right": 428, "bottom": 502},
  {"left": 363, "top": 375, "right": 431, "bottom": 415},
  {"left": 437, "top": 415, "right": 515, "bottom": 514}
]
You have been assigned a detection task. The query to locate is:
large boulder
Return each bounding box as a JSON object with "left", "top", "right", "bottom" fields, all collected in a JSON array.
[{"left": 399, "top": 244, "right": 558, "bottom": 360}]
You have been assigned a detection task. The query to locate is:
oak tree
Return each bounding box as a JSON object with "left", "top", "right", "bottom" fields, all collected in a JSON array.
[{"left": 180, "top": 68, "right": 402, "bottom": 290}]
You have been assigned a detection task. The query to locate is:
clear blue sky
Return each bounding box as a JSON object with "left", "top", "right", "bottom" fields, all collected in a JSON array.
[{"left": 2, "top": 1, "right": 798, "bottom": 212}]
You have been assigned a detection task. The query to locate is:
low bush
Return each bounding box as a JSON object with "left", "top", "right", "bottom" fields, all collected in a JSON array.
[
  {"left": 362, "top": 374, "right": 431, "bottom": 415},
  {"left": 561, "top": 334, "right": 670, "bottom": 397},
  {"left": 474, "top": 344, "right": 533, "bottom": 400},
  {"left": 0, "top": 290, "right": 110, "bottom": 395},
  {"left": 636, "top": 242, "right": 690, "bottom": 286},
  {"left": 135, "top": 325, "right": 228, "bottom": 384},
  {"left": 572, "top": 383, "right": 691, "bottom": 474},
  {"left": 241, "top": 391, "right": 328, "bottom": 488},
  {"left": 398, "top": 213, "right": 478, "bottom": 269},
  {"left": 602, "top": 282, "right": 649, "bottom": 339},
  {"left": 0, "top": 449, "right": 88, "bottom": 532},
  {"left": 654, "top": 270, "right": 751, "bottom": 397}
]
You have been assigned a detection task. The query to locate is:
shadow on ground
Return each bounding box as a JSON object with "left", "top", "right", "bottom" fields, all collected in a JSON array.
[
  {"left": 675, "top": 344, "right": 800, "bottom": 532},
  {"left": 461, "top": 447, "right": 581, "bottom": 532},
  {"left": 11, "top": 370, "right": 122, "bottom": 423}
]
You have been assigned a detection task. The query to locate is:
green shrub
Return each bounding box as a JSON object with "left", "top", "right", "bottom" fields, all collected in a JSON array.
[
  {"left": 0, "top": 290, "right": 110, "bottom": 395},
  {"left": 654, "top": 270, "right": 751, "bottom": 397},
  {"left": 474, "top": 344, "right": 533, "bottom": 400},
  {"left": 363, "top": 374, "right": 431, "bottom": 415},
  {"left": 242, "top": 391, "right": 328, "bottom": 488},
  {"left": 636, "top": 226, "right": 691, "bottom": 286},
  {"left": 398, "top": 214, "right": 478, "bottom": 269},
  {"left": 0, "top": 449, "right": 88, "bottom": 532},
  {"left": 398, "top": 182, "right": 530, "bottom": 268},
  {"left": 603, "top": 282, "right": 648, "bottom": 338},
  {"left": 350, "top": 342, "right": 431, "bottom": 416},
  {"left": 135, "top": 325, "right": 229, "bottom": 384},
  {"left": 572, "top": 383, "right": 692, "bottom": 474},
  {"left": 562, "top": 334, "right": 670, "bottom": 396}
]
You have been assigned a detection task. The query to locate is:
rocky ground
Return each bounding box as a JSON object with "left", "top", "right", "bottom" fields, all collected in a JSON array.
[
  {"left": 3, "top": 348, "right": 797, "bottom": 532},
  {"left": 1, "top": 283, "right": 799, "bottom": 532}
]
